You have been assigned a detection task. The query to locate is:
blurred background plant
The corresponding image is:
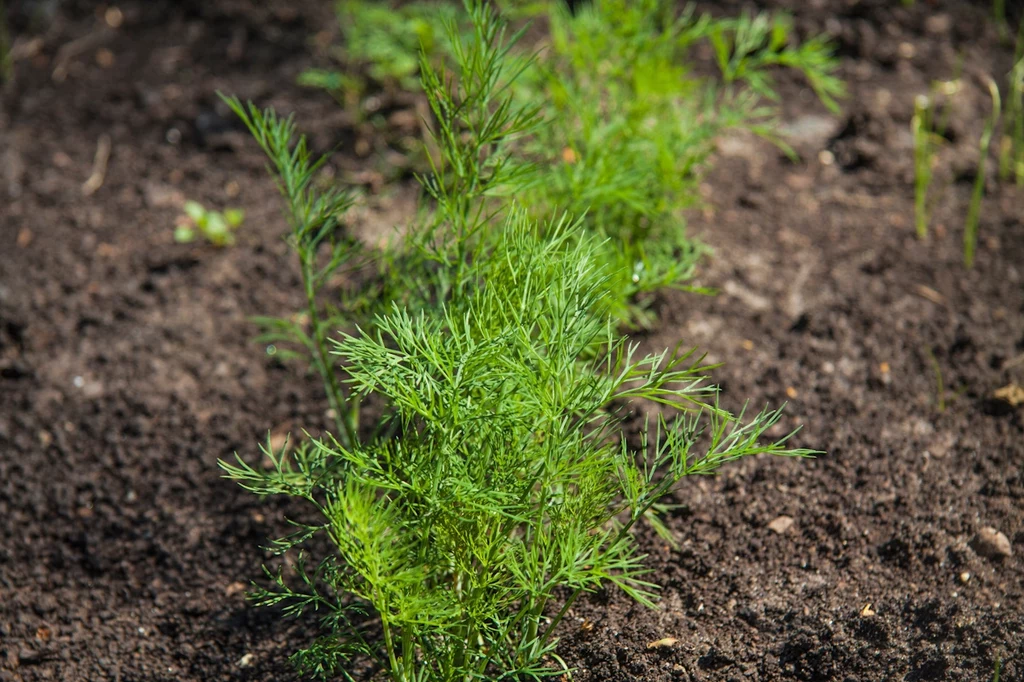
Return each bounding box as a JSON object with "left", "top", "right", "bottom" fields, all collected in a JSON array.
[
  {"left": 998, "top": 26, "right": 1024, "bottom": 185},
  {"left": 0, "top": 0, "right": 12, "bottom": 84},
  {"left": 173, "top": 200, "right": 245, "bottom": 247},
  {"left": 300, "top": 0, "right": 464, "bottom": 106},
  {"left": 511, "top": 0, "right": 842, "bottom": 325}
]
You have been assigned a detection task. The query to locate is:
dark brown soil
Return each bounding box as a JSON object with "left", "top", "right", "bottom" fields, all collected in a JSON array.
[{"left": 1, "top": 1, "right": 1022, "bottom": 681}]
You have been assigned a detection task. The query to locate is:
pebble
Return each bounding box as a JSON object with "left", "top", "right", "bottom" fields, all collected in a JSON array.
[
  {"left": 972, "top": 527, "right": 1012, "bottom": 559},
  {"left": 647, "top": 637, "right": 678, "bottom": 649},
  {"left": 143, "top": 182, "right": 184, "bottom": 209},
  {"left": 767, "top": 515, "right": 795, "bottom": 534},
  {"left": 924, "top": 14, "right": 951, "bottom": 35},
  {"left": 238, "top": 653, "right": 254, "bottom": 668},
  {"left": 778, "top": 114, "right": 842, "bottom": 150}
]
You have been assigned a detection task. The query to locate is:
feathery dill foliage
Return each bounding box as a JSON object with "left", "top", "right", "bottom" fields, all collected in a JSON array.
[
  {"left": 223, "top": 97, "right": 362, "bottom": 448},
  {"left": 391, "top": 0, "right": 541, "bottom": 308},
  {"left": 222, "top": 2, "right": 815, "bottom": 680},
  {"left": 223, "top": 209, "right": 812, "bottom": 681}
]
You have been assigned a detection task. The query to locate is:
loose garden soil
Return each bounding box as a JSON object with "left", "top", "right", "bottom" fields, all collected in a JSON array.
[{"left": 1, "top": 1, "right": 1022, "bottom": 680}]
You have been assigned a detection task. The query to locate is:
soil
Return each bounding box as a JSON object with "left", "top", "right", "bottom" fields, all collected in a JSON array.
[{"left": 1, "top": 1, "right": 1022, "bottom": 681}]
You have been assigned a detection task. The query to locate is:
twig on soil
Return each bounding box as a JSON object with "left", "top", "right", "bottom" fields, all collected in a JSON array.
[
  {"left": 52, "top": 28, "right": 113, "bottom": 82},
  {"left": 82, "top": 134, "right": 112, "bottom": 196},
  {"left": 913, "top": 284, "right": 946, "bottom": 306}
]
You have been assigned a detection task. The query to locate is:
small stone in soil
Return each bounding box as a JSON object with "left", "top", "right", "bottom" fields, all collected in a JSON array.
[
  {"left": 647, "top": 637, "right": 678, "bottom": 649},
  {"left": 767, "top": 515, "right": 795, "bottom": 534},
  {"left": 972, "top": 527, "right": 1012, "bottom": 559}
]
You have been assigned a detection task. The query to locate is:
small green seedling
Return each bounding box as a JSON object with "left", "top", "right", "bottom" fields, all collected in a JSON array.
[
  {"left": 173, "top": 200, "right": 245, "bottom": 247},
  {"left": 0, "top": 0, "right": 12, "bottom": 84},
  {"left": 998, "top": 26, "right": 1024, "bottom": 185},
  {"left": 964, "top": 77, "right": 1000, "bottom": 269},
  {"left": 911, "top": 79, "right": 960, "bottom": 239}
]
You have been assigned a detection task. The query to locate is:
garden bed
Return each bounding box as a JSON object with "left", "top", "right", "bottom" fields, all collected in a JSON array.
[{"left": 1, "top": 0, "right": 1022, "bottom": 680}]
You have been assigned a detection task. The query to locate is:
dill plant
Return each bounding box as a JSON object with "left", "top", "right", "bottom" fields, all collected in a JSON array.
[
  {"left": 513, "top": 0, "right": 843, "bottom": 325},
  {"left": 224, "top": 98, "right": 363, "bottom": 447},
  {"left": 223, "top": 210, "right": 810, "bottom": 681},
  {"left": 222, "top": 3, "right": 815, "bottom": 680}
]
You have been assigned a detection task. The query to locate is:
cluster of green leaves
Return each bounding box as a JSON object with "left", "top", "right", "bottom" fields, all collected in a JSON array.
[
  {"left": 173, "top": 200, "right": 245, "bottom": 247},
  {"left": 224, "top": 98, "right": 364, "bottom": 446},
  {"left": 514, "top": 0, "right": 843, "bottom": 325},
  {"left": 222, "top": 3, "right": 816, "bottom": 680}
]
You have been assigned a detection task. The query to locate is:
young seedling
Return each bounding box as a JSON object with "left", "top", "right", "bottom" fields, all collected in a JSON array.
[
  {"left": 910, "top": 79, "right": 960, "bottom": 239},
  {"left": 173, "top": 200, "right": 245, "bottom": 247},
  {"left": 924, "top": 346, "right": 947, "bottom": 412},
  {"left": 0, "top": 0, "right": 12, "bottom": 84},
  {"left": 222, "top": 97, "right": 363, "bottom": 448},
  {"left": 998, "top": 27, "right": 1024, "bottom": 185},
  {"left": 964, "top": 77, "right": 1000, "bottom": 269}
]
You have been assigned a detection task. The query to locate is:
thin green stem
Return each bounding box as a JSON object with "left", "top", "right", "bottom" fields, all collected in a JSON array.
[
  {"left": 301, "top": 253, "right": 357, "bottom": 448},
  {"left": 964, "top": 78, "right": 1000, "bottom": 268},
  {"left": 0, "top": 0, "right": 11, "bottom": 84}
]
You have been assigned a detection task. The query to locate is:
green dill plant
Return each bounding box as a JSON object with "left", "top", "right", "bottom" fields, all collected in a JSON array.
[
  {"left": 513, "top": 0, "right": 843, "bottom": 326},
  {"left": 220, "top": 2, "right": 815, "bottom": 680},
  {"left": 223, "top": 97, "right": 362, "bottom": 447},
  {"left": 222, "top": 209, "right": 812, "bottom": 682},
  {"left": 964, "top": 77, "right": 1000, "bottom": 269}
]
